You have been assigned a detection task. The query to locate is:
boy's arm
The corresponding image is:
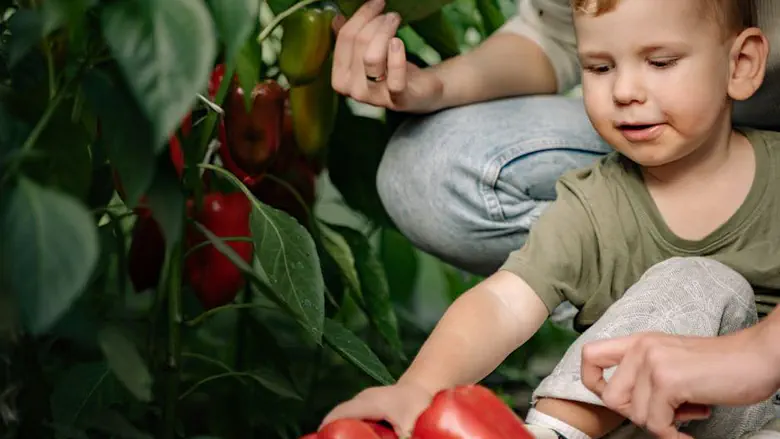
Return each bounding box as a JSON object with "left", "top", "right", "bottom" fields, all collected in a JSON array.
[{"left": 397, "top": 270, "right": 549, "bottom": 395}]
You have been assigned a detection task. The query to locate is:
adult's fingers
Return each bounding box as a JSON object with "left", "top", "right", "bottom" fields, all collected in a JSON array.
[
  {"left": 363, "top": 13, "right": 400, "bottom": 79},
  {"left": 332, "top": 0, "right": 386, "bottom": 89},
  {"left": 581, "top": 335, "right": 637, "bottom": 397},
  {"left": 386, "top": 38, "right": 408, "bottom": 97}
]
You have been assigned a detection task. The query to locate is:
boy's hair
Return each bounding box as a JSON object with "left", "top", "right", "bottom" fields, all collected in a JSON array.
[{"left": 571, "top": 0, "right": 755, "bottom": 33}]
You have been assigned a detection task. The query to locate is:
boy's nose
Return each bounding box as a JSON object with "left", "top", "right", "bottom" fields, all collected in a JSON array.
[{"left": 612, "top": 71, "right": 646, "bottom": 105}]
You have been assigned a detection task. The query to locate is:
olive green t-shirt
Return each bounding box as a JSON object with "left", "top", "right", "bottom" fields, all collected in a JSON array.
[{"left": 501, "top": 127, "right": 780, "bottom": 332}]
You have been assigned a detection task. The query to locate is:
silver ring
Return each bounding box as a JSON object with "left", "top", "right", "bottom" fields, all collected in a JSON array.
[{"left": 366, "top": 74, "right": 386, "bottom": 83}]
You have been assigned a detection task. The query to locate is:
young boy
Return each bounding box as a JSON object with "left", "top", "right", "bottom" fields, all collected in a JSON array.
[{"left": 322, "top": 0, "right": 780, "bottom": 437}]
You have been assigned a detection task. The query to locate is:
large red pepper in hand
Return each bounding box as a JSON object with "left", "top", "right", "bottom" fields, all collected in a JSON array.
[
  {"left": 279, "top": 6, "right": 337, "bottom": 86},
  {"left": 412, "top": 385, "right": 534, "bottom": 439},
  {"left": 184, "top": 192, "right": 253, "bottom": 309},
  {"left": 221, "top": 80, "right": 287, "bottom": 184},
  {"left": 300, "top": 420, "right": 397, "bottom": 439}
]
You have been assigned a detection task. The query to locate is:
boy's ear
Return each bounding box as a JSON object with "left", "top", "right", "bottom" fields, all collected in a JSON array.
[{"left": 728, "top": 27, "right": 769, "bottom": 101}]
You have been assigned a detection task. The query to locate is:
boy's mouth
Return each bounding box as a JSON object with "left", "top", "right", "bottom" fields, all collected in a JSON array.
[{"left": 615, "top": 122, "right": 665, "bottom": 142}]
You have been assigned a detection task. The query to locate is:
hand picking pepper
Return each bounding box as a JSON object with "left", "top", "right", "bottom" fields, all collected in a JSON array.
[
  {"left": 279, "top": 6, "right": 337, "bottom": 86},
  {"left": 300, "top": 419, "right": 397, "bottom": 439},
  {"left": 184, "top": 192, "right": 253, "bottom": 309},
  {"left": 412, "top": 385, "right": 534, "bottom": 439},
  {"left": 221, "top": 80, "right": 287, "bottom": 182}
]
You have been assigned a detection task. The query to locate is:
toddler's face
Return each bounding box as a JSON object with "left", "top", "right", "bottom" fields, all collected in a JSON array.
[{"left": 574, "top": 0, "right": 735, "bottom": 167}]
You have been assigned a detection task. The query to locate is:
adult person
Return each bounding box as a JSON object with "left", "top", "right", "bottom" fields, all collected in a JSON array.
[
  {"left": 331, "top": 0, "right": 780, "bottom": 280},
  {"left": 580, "top": 305, "right": 780, "bottom": 437}
]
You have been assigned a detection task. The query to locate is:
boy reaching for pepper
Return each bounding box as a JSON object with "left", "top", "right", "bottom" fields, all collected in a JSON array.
[{"left": 321, "top": 0, "right": 780, "bottom": 437}]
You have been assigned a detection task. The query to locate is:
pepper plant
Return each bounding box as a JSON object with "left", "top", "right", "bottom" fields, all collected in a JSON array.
[{"left": 0, "top": 0, "right": 573, "bottom": 438}]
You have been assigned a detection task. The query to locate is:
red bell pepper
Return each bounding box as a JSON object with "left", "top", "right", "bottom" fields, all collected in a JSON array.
[
  {"left": 127, "top": 208, "right": 165, "bottom": 293},
  {"left": 412, "top": 385, "right": 534, "bottom": 439},
  {"left": 301, "top": 419, "right": 397, "bottom": 439},
  {"left": 184, "top": 192, "right": 253, "bottom": 309},
  {"left": 220, "top": 80, "right": 287, "bottom": 186}
]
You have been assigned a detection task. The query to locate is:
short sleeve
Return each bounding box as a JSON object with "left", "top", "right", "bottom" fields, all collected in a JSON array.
[
  {"left": 497, "top": 0, "right": 581, "bottom": 93},
  {"left": 499, "top": 177, "right": 599, "bottom": 313}
]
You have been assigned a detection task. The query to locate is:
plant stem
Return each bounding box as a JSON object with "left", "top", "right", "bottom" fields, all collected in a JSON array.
[
  {"left": 161, "top": 241, "right": 183, "bottom": 439},
  {"left": 257, "top": 0, "right": 319, "bottom": 43}
]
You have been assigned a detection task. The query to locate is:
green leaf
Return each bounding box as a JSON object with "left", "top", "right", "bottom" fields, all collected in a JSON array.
[
  {"left": 97, "top": 325, "right": 153, "bottom": 402},
  {"left": 323, "top": 318, "right": 395, "bottom": 385},
  {"left": 101, "top": 0, "right": 217, "bottom": 147},
  {"left": 198, "top": 165, "right": 325, "bottom": 341},
  {"left": 0, "top": 103, "right": 32, "bottom": 165},
  {"left": 50, "top": 362, "right": 127, "bottom": 425},
  {"left": 82, "top": 69, "right": 156, "bottom": 208},
  {"left": 207, "top": 0, "right": 259, "bottom": 65},
  {"left": 335, "top": 0, "right": 456, "bottom": 22},
  {"left": 83, "top": 409, "right": 153, "bottom": 439},
  {"left": 326, "top": 223, "right": 404, "bottom": 358},
  {"left": 0, "top": 178, "right": 98, "bottom": 335},
  {"left": 247, "top": 366, "right": 302, "bottom": 400},
  {"left": 250, "top": 202, "right": 325, "bottom": 343},
  {"left": 235, "top": 37, "right": 262, "bottom": 112},
  {"left": 6, "top": 9, "right": 43, "bottom": 67},
  {"left": 379, "top": 227, "right": 419, "bottom": 307},
  {"left": 40, "top": 0, "right": 98, "bottom": 34},
  {"left": 475, "top": 0, "right": 506, "bottom": 35},
  {"left": 318, "top": 222, "right": 361, "bottom": 301},
  {"left": 22, "top": 103, "right": 92, "bottom": 201},
  {"left": 327, "top": 100, "right": 393, "bottom": 227},
  {"left": 409, "top": 9, "right": 461, "bottom": 59},
  {"left": 146, "top": 155, "right": 185, "bottom": 252}
]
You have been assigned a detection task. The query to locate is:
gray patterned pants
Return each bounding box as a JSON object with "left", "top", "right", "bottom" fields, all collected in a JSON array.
[{"left": 527, "top": 257, "right": 778, "bottom": 438}]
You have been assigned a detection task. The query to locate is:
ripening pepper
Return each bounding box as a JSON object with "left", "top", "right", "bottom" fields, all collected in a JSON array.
[
  {"left": 411, "top": 385, "right": 534, "bottom": 439},
  {"left": 184, "top": 192, "right": 253, "bottom": 309},
  {"left": 221, "top": 80, "right": 287, "bottom": 182},
  {"left": 279, "top": 6, "right": 337, "bottom": 86},
  {"left": 300, "top": 419, "right": 397, "bottom": 439},
  {"left": 127, "top": 208, "right": 166, "bottom": 293},
  {"left": 289, "top": 57, "right": 338, "bottom": 158}
]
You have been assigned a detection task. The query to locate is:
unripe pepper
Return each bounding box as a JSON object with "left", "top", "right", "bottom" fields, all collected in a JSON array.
[
  {"left": 289, "top": 57, "right": 338, "bottom": 158},
  {"left": 279, "top": 7, "right": 337, "bottom": 86},
  {"left": 184, "top": 192, "right": 253, "bottom": 309},
  {"left": 221, "top": 80, "right": 287, "bottom": 184}
]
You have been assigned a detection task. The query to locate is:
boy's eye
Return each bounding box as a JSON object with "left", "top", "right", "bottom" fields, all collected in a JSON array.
[
  {"left": 648, "top": 58, "right": 678, "bottom": 68},
  {"left": 585, "top": 64, "right": 611, "bottom": 74}
]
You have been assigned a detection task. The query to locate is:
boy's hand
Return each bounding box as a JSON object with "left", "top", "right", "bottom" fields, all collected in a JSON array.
[{"left": 319, "top": 381, "right": 434, "bottom": 438}]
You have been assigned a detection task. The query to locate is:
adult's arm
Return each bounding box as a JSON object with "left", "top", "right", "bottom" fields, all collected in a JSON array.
[
  {"left": 432, "top": 0, "right": 580, "bottom": 108},
  {"left": 581, "top": 306, "right": 780, "bottom": 438},
  {"left": 330, "top": 0, "right": 580, "bottom": 112}
]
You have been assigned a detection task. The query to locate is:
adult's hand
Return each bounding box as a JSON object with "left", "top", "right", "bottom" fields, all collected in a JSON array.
[
  {"left": 581, "top": 319, "right": 780, "bottom": 438},
  {"left": 330, "top": 0, "right": 445, "bottom": 113}
]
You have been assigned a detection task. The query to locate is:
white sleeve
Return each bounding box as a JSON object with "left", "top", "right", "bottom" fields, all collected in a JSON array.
[{"left": 497, "top": 0, "right": 581, "bottom": 93}]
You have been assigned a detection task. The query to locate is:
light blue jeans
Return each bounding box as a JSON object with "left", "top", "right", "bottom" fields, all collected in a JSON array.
[{"left": 377, "top": 95, "right": 610, "bottom": 276}]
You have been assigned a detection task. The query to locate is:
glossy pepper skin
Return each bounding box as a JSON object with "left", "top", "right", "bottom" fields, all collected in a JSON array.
[
  {"left": 221, "top": 80, "right": 287, "bottom": 182},
  {"left": 300, "top": 419, "right": 397, "bottom": 439},
  {"left": 279, "top": 7, "right": 337, "bottom": 86},
  {"left": 184, "top": 192, "right": 253, "bottom": 309},
  {"left": 251, "top": 100, "right": 317, "bottom": 226},
  {"left": 412, "top": 385, "right": 534, "bottom": 439},
  {"left": 289, "top": 57, "right": 338, "bottom": 158}
]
